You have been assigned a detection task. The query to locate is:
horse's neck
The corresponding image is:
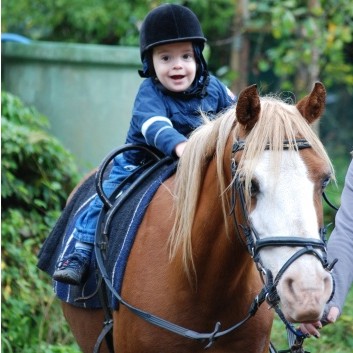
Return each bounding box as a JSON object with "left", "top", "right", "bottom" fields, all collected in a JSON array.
[{"left": 189, "top": 160, "right": 255, "bottom": 295}]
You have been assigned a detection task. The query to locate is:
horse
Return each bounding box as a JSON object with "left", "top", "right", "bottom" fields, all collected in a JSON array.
[{"left": 60, "top": 82, "right": 335, "bottom": 353}]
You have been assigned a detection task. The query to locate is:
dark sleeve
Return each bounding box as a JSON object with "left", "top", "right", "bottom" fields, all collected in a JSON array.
[
  {"left": 132, "top": 81, "right": 187, "bottom": 156},
  {"left": 326, "top": 158, "right": 353, "bottom": 315}
]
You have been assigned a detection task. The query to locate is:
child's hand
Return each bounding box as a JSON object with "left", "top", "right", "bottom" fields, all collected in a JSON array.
[{"left": 175, "top": 141, "right": 187, "bottom": 157}]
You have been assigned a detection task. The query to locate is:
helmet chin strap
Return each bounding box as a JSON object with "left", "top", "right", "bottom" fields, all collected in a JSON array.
[
  {"left": 138, "top": 59, "right": 150, "bottom": 78},
  {"left": 138, "top": 53, "right": 154, "bottom": 78}
]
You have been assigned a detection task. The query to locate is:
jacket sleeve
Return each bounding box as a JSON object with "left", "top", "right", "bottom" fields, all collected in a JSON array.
[
  {"left": 131, "top": 81, "right": 187, "bottom": 157},
  {"left": 326, "top": 158, "right": 353, "bottom": 315}
]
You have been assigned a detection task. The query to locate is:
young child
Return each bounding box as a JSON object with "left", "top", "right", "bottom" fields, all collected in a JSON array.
[{"left": 53, "top": 3, "right": 235, "bottom": 285}]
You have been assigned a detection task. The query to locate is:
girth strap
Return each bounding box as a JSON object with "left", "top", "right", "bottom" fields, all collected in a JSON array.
[{"left": 93, "top": 319, "right": 114, "bottom": 353}]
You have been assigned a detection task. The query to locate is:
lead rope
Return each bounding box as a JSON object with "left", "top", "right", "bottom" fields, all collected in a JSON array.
[{"left": 276, "top": 310, "right": 309, "bottom": 353}]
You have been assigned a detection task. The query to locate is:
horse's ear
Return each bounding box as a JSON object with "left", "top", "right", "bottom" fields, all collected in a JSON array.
[
  {"left": 296, "top": 82, "right": 326, "bottom": 124},
  {"left": 235, "top": 84, "right": 261, "bottom": 131}
]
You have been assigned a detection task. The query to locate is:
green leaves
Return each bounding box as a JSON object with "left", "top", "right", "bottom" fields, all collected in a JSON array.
[
  {"left": 248, "top": 0, "right": 353, "bottom": 90},
  {"left": 1, "top": 92, "right": 49, "bottom": 128},
  {"left": 1, "top": 92, "right": 79, "bottom": 212},
  {"left": 1, "top": 91, "right": 81, "bottom": 352},
  {"left": 1, "top": 0, "right": 144, "bottom": 45}
]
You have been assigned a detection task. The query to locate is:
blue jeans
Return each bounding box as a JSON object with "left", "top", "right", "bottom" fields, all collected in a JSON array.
[{"left": 74, "top": 154, "right": 137, "bottom": 244}]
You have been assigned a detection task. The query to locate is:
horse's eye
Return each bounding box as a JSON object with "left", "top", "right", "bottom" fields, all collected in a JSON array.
[
  {"left": 322, "top": 175, "right": 331, "bottom": 190},
  {"left": 250, "top": 180, "right": 259, "bottom": 197}
]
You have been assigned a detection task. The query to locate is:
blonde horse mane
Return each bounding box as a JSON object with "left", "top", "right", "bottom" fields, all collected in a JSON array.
[{"left": 169, "top": 96, "right": 333, "bottom": 278}]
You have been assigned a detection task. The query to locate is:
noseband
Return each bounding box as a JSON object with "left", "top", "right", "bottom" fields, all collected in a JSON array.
[{"left": 230, "top": 138, "right": 337, "bottom": 341}]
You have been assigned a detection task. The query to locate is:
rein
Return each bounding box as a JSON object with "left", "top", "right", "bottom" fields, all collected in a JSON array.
[{"left": 92, "top": 141, "right": 337, "bottom": 352}]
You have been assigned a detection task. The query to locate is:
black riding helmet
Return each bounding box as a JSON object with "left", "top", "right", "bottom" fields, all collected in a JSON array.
[
  {"left": 138, "top": 4, "right": 210, "bottom": 98},
  {"left": 140, "top": 3, "right": 206, "bottom": 60}
]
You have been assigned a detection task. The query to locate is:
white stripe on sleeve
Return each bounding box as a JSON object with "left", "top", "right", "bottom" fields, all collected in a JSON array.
[{"left": 141, "top": 116, "right": 173, "bottom": 138}]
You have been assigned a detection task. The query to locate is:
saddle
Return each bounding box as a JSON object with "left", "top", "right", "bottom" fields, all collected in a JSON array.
[{"left": 37, "top": 145, "right": 177, "bottom": 309}]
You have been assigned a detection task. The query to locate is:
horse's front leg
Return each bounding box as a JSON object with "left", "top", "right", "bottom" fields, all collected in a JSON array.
[{"left": 61, "top": 302, "right": 110, "bottom": 353}]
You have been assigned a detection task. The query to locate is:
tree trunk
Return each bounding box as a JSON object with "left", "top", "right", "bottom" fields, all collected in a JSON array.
[
  {"left": 295, "top": 0, "right": 320, "bottom": 134},
  {"left": 230, "top": 0, "right": 249, "bottom": 94}
]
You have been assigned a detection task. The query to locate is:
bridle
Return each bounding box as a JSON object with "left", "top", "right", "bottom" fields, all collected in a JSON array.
[
  {"left": 230, "top": 138, "right": 337, "bottom": 350},
  {"left": 89, "top": 142, "right": 337, "bottom": 352},
  {"left": 231, "top": 138, "right": 337, "bottom": 303}
]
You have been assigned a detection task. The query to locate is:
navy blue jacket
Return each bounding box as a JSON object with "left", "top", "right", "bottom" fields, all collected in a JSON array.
[{"left": 124, "top": 76, "right": 235, "bottom": 164}]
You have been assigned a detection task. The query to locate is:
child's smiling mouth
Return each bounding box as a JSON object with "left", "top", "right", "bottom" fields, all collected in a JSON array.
[{"left": 171, "top": 75, "right": 185, "bottom": 80}]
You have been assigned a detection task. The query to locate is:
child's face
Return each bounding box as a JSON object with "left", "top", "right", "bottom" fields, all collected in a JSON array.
[{"left": 152, "top": 41, "right": 197, "bottom": 92}]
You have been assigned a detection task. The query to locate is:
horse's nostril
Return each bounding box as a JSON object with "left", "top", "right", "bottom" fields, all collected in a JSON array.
[
  {"left": 286, "top": 278, "right": 294, "bottom": 293},
  {"left": 281, "top": 276, "right": 299, "bottom": 301}
]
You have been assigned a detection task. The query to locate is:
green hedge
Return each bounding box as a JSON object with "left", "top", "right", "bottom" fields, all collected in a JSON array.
[{"left": 1, "top": 91, "right": 81, "bottom": 352}]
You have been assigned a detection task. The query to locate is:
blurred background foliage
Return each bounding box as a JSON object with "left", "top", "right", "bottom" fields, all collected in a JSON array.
[
  {"left": 1, "top": 91, "right": 81, "bottom": 352},
  {"left": 1, "top": 0, "right": 352, "bottom": 352},
  {"left": 2, "top": 0, "right": 353, "bottom": 87},
  {"left": 2, "top": 0, "right": 352, "bottom": 167}
]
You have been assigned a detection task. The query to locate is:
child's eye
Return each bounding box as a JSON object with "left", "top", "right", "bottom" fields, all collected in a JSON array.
[
  {"left": 161, "top": 55, "right": 170, "bottom": 62},
  {"left": 183, "top": 54, "right": 193, "bottom": 60}
]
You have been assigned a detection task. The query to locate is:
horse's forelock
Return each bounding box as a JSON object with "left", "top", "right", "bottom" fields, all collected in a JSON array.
[{"left": 234, "top": 97, "right": 334, "bottom": 202}]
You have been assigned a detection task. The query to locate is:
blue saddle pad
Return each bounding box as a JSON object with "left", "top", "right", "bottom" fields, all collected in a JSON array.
[{"left": 37, "top": 158, "right": 177, "bottom": 309}]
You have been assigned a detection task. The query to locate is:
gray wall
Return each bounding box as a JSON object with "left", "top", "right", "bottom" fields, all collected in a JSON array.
[{"left": 2, "top": 41, "right": 143, "bottom": 172}]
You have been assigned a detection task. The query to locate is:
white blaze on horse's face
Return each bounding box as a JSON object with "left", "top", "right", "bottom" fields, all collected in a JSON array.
[{"left": 249, "top": 151, "right": 333, "bottom": 323}]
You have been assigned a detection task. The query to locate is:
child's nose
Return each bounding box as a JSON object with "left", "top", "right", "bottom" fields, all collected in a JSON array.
[{"left": 173, "top": 58, "right": 183, "bottom": 69}]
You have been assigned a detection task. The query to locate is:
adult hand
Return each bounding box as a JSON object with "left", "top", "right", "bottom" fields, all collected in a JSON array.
[{"left": 299, "top": 306, "right": 340, "bottom": 338}]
